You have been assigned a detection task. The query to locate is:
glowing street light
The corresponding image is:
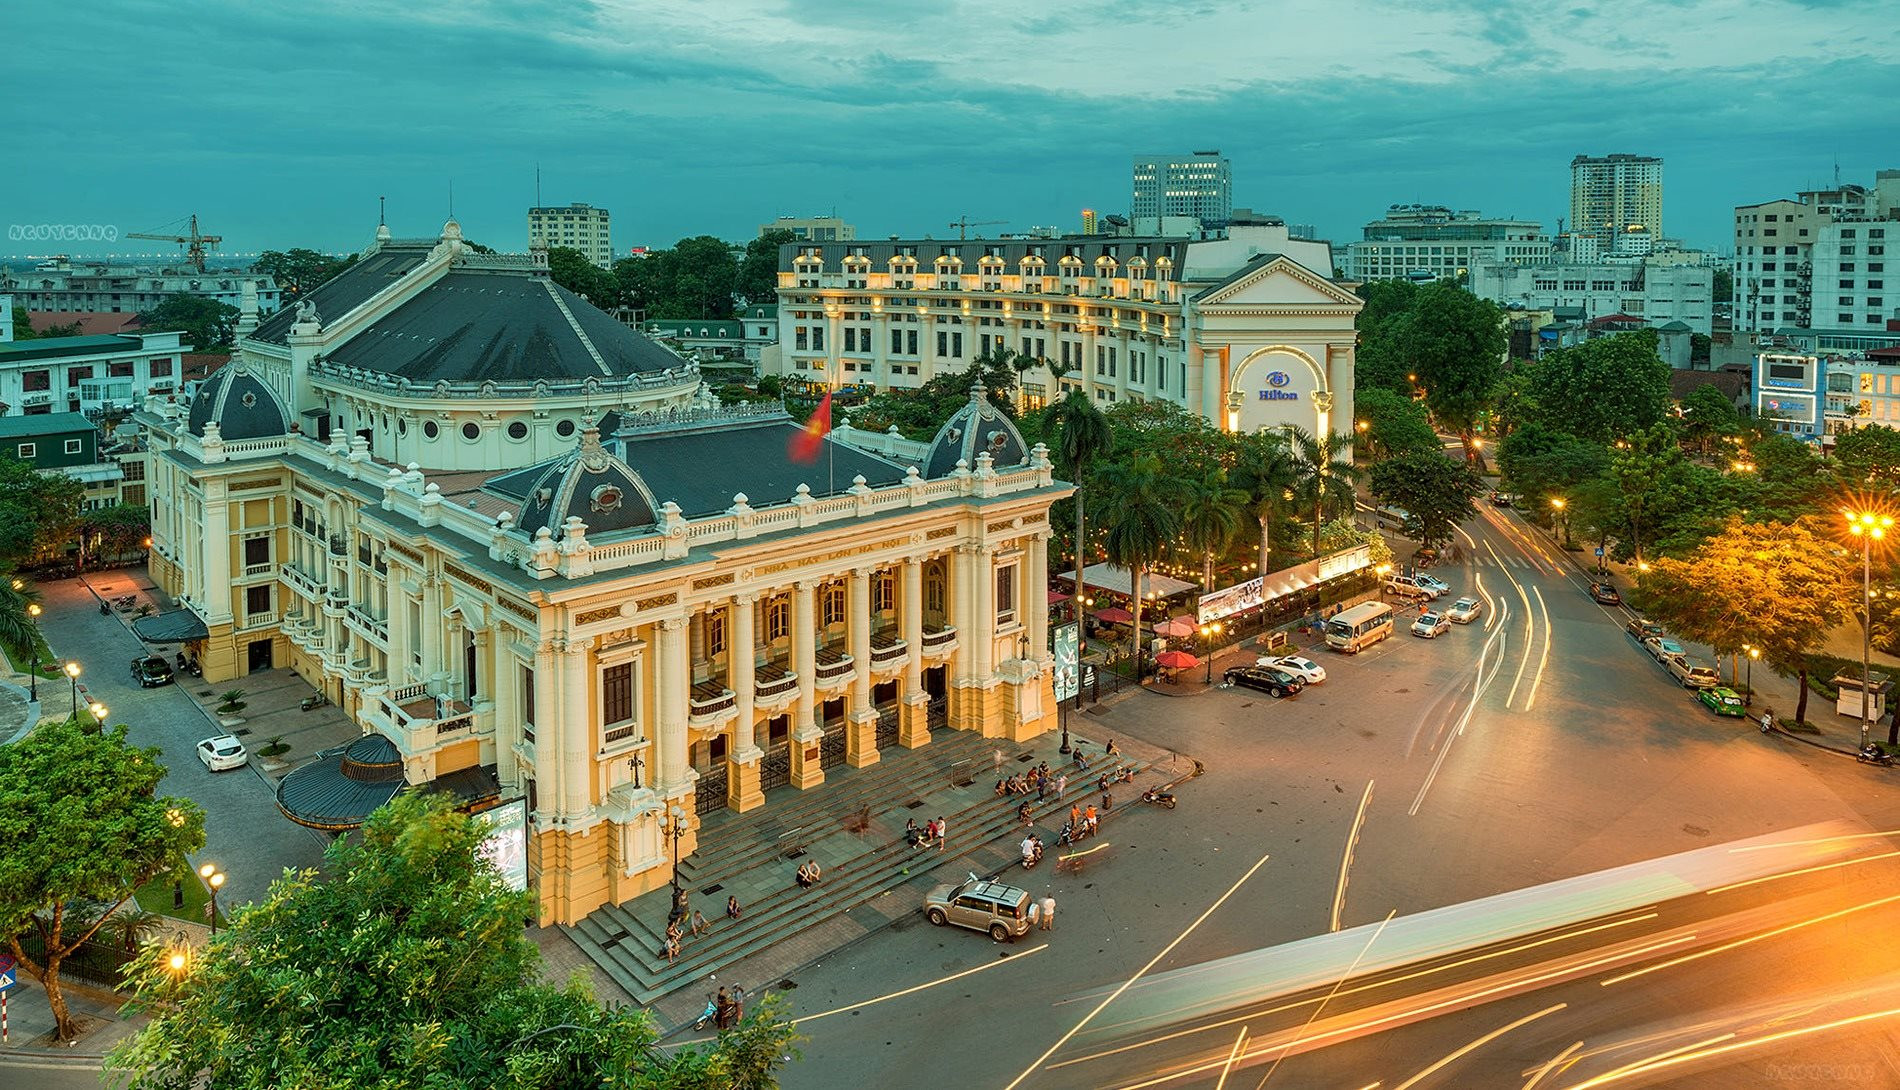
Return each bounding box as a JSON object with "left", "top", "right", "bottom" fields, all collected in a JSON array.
[
  {"left": 1846, "top": 508, "right": 1894, "bottom": 749},
  {"left": 198, "top": 863, "right": 227, "bottom": 935},
  {"left": 1550, "top": 497, "right": 1570, "bottom": 548},
  {"left": 1200, "top": 620, "right": 1222, "bottom": 684},
  {"left": 64, "top": 661, "right": 81, "bottom": 720}
]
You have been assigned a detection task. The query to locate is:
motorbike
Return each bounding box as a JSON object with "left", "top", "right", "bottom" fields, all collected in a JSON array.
[
  {"left": 300, "top": 692, "right": 330, "bottom": 712},
  {"left": 1141, "top": 787, "right": 1178, "bottom": 809},
  {"left": 184, "top": 657, "right": 202, "bottom": 677},
  {"left": 112, "top": 594, "right": 137, "bottom": 610},
  {"left": 693, "top": 985, "right": 745, "bottom": 1031},
  {"left": 1856, "top": 743, "right": 1895, "bottom": 767},
  {"left": 1020, "top": 835, "right": 1045, "bottom": 869}
]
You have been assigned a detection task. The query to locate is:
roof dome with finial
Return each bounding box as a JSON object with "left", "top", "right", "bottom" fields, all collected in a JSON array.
[
  {"left": 505, "top": 422, "right": 659, "bottom": 540},
  {"left": 185, "top": 362, "right": 289, "bottom": 440},
  {"left": 921, "top": 380, "right": 1028, "bottom": 478}
]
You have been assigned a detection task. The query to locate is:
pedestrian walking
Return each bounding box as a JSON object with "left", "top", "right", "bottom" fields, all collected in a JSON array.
[
  {"left": 726, "top": 895, "right": 743, "bottom": 921},
  {"left": 1056, "top": 773, "right": 1068, "bottom": 797},
  {"left": 935, "top": 816, "right": 947, "bottom": 852},
  {"left": 1040, "top": 893, "right": 1055, "bottom": 930}
]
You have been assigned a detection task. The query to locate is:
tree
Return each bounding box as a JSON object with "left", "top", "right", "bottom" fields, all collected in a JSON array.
[
  {"left": 1177, "top": 467, "right": 1249, "bottom": 593},
  {"left": 1051, "top": 390, "right": 1113, "bottom": 625},
  {"left": 1524, "top": 331, "right": 1672, "bottom": 444},
  {"left": 82, "top": 502, "right": 151, "bottom": 563},
  {"left": 0, "top": 455, "right": 84, "bottom": 571},
  {"left": 135, "top": 292, "right": 241, "bottom": 349},
  {"left": 621, "top": 235, "right": 741, "bottom": 320},
  {"left": 1232, "top": 429, "right": 1299, "bottom": 574},
  {"left": 0, "top": 720, "right": 205, "bottom": 1042},
  {"left": 546, "top": 246, "right": 621, "bottom": 311},
  {"left": 1636, "top": 517, "right": 1852, "bottom": 727},
  {"left": 1605, "top": 422, "right": 1685, "bottom": 565},
  {"left": 1353, "top": 278, "right": 1421, "bottom": 392},
  {"left": 1677, "top": 383, "right": 1742, "bottom": 454},
  {"left": 1713, "top": 268, "right": 1733, "bottom": 304},
  {"left": 1496, "top": 423, "right": 1610, "bottom": 511},
  {"left": 1368, "top": 450, "right": 1484, "bottom": 549},
  {"left": 0, "top": 576, "right": 41, "bottom": 658},
  {"left": 1833, "top": 424, "right": 1900, "bottom": 487},
  {"left": 9, "top": 304, "right": 38, "bottom": 340},
  {"left": 254, "top": 248, "right": 358, "bottom": 297},
  {"left": 1352, "top": 386, "right": 1440, "bottom": 461},
  {"left": 1690, "top": 332, "right": 1712, "bottom": 366},
  {"left": 739, "top": 229, "right": 797, "bottom": 304},
  {"left": 1285, "top": 427, "right": 1361, "bottom": 556},
  {"left": 109, "top": 792, "right": 801, "bottom": 1089},
  {"left": 1096, "top": 453, "right": 1180, "bottom": 669},
  {"left": 1395, "top": 281, "right": 1506, "bottom": 464}
]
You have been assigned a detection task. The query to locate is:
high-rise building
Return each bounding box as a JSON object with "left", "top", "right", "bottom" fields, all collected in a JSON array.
[
  {"left": 1733, "top": 169, "right": 1900, "bottom": 341},
  {"left": 1340, "top": 205, "right": 1549, "bottom": 281},
  {"left": 760, "top": 215, "right": 855, "bottom": 242},
  {"left": 1569, "top": 154, "right": 1663, "bottom": 242},
  {"left": 1132, "top": 151, "right": 1232, "bottom": 227},
  {"left": 528, "top": 202, "right": 613, "bottom": 268}
]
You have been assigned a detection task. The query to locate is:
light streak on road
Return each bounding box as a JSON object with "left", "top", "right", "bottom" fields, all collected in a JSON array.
[
  {"left": 1409, "top": 615, "right": 1508, "bottom": 816},
  {"left": 1476, "top": 572, "right": 1500, "bottom": 632},
  {"left": 1557, "top": 1006, "right": 1900, "bottom": 1089},
  {"left": 1000, "top": 850, "right": 1273, "bottom": 1090},
  {"left": 1390, "top": 1003, "right": 1566, "bottom": 1090},
  {"left": 1257, "top": 911, "right": 1398, "bottom": 1088},
  {"left": 1705, "top": 848, "right": 1900, "bottom": 895},
  {"left": 1523, "top": 586, "right": 1553, "bottom": 713},
  {"left": 1598, "top": 892, "right": 1900, "bottom": 986},
  {"left": 790, "top": 942, "right": 1050, "bottom": 1026},
  {"left": 1212, "top": 1027, "right": 1248, "bottom": 1090},
  {"left": 1521, "top": 1041, "right": 1584, "bottom": 1090},
  {"left": 1727, "top": 827, "right": 1900, "bottom": 853},
  {"left": 1488, "top": 541, "right": 1537, "bottom": 709},
  {"left": 1332, "top": 780, "right": 1374, "bottom": 932}
]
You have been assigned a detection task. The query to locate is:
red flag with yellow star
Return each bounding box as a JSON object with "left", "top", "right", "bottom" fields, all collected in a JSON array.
[{"left": 788, "top": 390, "right": 832, "bottom": 464}]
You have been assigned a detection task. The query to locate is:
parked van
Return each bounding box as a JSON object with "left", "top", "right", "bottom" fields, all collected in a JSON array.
[{"left": 922, "top": 878, "right": 1033, "bottom": 942}]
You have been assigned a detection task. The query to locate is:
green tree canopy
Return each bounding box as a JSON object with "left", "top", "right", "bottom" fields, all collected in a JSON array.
[
  {"left": 1394, "top": 280, "right": 1506, "bottom": 458},
  {"left": 1368, "top": 449, "right": 1485, "bottom": 549},
  {"left": 255, "top": 248, "right": 359, "bottom": 297},
  {"left": 1496, "top": 422, "right": 1610, "bottom": 510},
  {"left": 547, "top": 246, "right": 622, "bottom": 311},
  {"left": 1636, "top": 517, "right": 1852, "bottom": 726},
  {"left": 110, "top": 792, "right": 801, "bottom": 1089},
  {"left": 739, "top": 229, "right": 796, "bottom": 304},
  {"left": 0, "top": 720, "right": 206, "bottom": 1041},
  {"left": 1833, "top": 424, "right": 1900, "bottom": 488},
  {"left": 83, "top": 502, "right": 151, "bottom": 560},
  {"left": 1353, "top": 278, "right": 1421, "bottom": 392},
  {"left": 1352, "top": 386, "right": 1441, "bottom": 461},
  {"left": 1177, "top": 467, "right": 1249, "bottom": 592},
  {"left": 1096, "top": 452, "right": 1180, "bottom": 663},
  {"left": 1677, "top": 382, "right": 1742, "bottom": 453},
  {"left": 0, "top": 455, "right": 84, "bottom": 570},
  {"left": 1523, "top": 331, "right": 1672, "bottom": 444},
  {"left": 135, "top": 292, "right": 241, "bottom": 349},
  {"left": 1231, "top": 429, "right": 1299, "bottom": 573},
  {"left": 621, "top": 236, "right": 741, "bottom": 320},
  {"left": 1286, "top": 426, "right": 1362, "bottom": 555},
  {"left": 848, "top": 354, "right": 1029, "bottom": 440}
]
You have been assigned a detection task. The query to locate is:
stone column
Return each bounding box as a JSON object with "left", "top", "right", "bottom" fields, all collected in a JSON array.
[
  {"left": 656, "top": 615, "right": 690, "bottom": 797},
  {"left": 727, "top": 592, "right": 764, "bottom": 811},
  {"left": 873, "top": 310, "right": 890, "bottom": 388},
  {"left": 420, "top": 574, "right": 443, "bottom": 690},
  {"left": 560, "top": 637, "right": 593, "bottom": 819},
  {"left": 493, "top": 639, "right": 519, "bottom": 788},
  {"left": 1027, "top": 532, "right": 1049, "bottom": 661},
  {"left": 202, "top": 478, "right": 232, "bottom": 620},
  {"left": 789, "top": 579, "right": 823, "bottom": 789},
  {"left": 899, "top": 556, "right": 929, "bottom": 747},
  {"left": 845, "top": 566, "right": 879, "bottom": 767},
  {"left": 689, "top": 611, "right": 708, "bottom": 679},
  {"left": 972, "top": 544, "right": 994, "bottom": 683}
]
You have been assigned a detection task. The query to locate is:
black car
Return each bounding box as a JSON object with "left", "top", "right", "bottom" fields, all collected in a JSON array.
[
  {"left": 131, "top": 655, "right": 174, "bottom": 688},
  {"left": 1222, "top": 665, "right": 1306, "bottom": 698},
  {"left": 1589, "top": 581, "right": 1621, "bottom": 605}
]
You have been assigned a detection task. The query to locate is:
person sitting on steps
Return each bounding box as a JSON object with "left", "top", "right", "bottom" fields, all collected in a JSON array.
[{"left": 795, "top": 860, "right": 822, "bottom": 887}]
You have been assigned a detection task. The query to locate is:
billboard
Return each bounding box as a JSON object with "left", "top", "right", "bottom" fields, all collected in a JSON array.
[
  {"left": 475, "top": 797, "right": 530, "bottom": 892},
  {"left": 1053, "top": 623, "right": 1079, "bottom": 703}
]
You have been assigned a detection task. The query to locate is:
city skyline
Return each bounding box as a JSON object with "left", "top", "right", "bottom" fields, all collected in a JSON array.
[{"left": 3, "top": 0, "right": 1897, "bottom": 260}]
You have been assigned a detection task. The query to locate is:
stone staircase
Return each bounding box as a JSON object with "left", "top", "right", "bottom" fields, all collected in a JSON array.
[{"left": 561, "top": 729, "right": 1146, "bottom": 1004}]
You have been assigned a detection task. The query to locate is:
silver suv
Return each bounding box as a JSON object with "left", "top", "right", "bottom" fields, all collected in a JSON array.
[{"left": 923, "top": 877, "right": 1032, "bottom": 942}]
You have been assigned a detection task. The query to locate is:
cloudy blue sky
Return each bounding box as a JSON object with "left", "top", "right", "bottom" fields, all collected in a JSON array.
[{"left": 4, "top": 0, "right": 1897, "bottom": 260}]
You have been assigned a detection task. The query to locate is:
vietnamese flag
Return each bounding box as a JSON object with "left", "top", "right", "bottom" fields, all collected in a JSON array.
[{"left": 788, "top": 390, "right": 833, "bottom": 464}]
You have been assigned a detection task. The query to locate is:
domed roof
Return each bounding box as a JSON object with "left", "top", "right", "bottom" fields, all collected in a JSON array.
[
  {"left": 186, "top": 364, "right": 288, "bottom": 440},
  {"left": 512, "top": 425, "right": 660, "bottom": 541},
  {"left": 922, "top": 382, "right": 1029, "bottom": 478}
]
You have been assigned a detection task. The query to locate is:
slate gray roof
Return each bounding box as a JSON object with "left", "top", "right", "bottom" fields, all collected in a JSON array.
[
  {"left": 275, "top": 732, "right": 406, "bottom": 831},
  {"left": 0, "top": 412, "right": 93, "bottom": 438},
  {"left": 322, "top": 271, "right": 681, "bottom": 384},
  {"left": 186, "top": 366, "right": 288, "bottom": 440},
  {"left": 922, "top": 386, "right": 1028, "bottom": 479},
  {"left": 250, "top": 244, "right": 434, "bottom": 344},
  {"left": 508, "top": 427, "right": 660, "bottom": 541}
]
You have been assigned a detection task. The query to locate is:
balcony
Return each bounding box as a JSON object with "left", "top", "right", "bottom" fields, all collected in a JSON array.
[
  {"left": 369, "top": 684, "right": 475, "bottom": 742},
  {"left": 921, "top": 626, "right": 958, "bottom": 657},
  {"left": 280, "top": 564, "right": 323, "bottom": 599},
  {"left": 754, "top": 662, "right": 798, "bottom": 702},
  {"left": 328, "top": 535, "right": 348, "bottom": 557},
  {"left": 345, "top": 604, "right": 389, "bottom": 643},
  {"left": 689, "top": 680, "right": 738, "bottom": 726},
  {"left": 243, "top": 561, "right": 272, "bottom": 577},
  {"left": 870, "top": 633, "right": 908, "bottom": 667},
  {"left": 243, "top": 611, "right": 274, "bottom": 630},
  {"left": 813, "top": 646, "right": 856, "bottom": 687}
]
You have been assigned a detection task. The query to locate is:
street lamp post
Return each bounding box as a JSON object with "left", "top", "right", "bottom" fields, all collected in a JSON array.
[
  {"left": 1200, "top": 621, "right": 1222, "bottom": 684},
  {"left": 1550, "top": 497, "right": 1569, "bottom": 549},
  {"left": 1847, "top": 509, "right": 1893, "bottom": 749},
  {"left": 1744, "top": 645, "right": 1760, "bottom": 706},
  {"left": 660, "top": 804, "right": 690, "bottom": 914},
  {"left": 198, "top": 863, "right": 226, "bottom": 935},
  {"left": 64, "top": 661, "right": 81, "bottom": 720}
]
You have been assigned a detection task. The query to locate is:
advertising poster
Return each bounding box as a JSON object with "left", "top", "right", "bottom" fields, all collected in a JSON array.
[
  {"left": 1053, "top": 623, "right": 1079, "bottom": 703},
  {"left": 475, "top": 797, "right": 530, "bottom": 892}
]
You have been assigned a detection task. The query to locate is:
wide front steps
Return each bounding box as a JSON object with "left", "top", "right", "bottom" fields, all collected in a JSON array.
[{"left": 563, "top": 739, "right": 1146, "bottom": 1004}]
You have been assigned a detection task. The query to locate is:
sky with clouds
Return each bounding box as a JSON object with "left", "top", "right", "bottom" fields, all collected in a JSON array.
[{"left": 4, "top": 0, "right": 1897, "bottom": 260}]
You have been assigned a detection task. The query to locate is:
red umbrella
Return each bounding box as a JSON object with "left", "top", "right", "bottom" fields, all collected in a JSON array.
[
  {"left": 1155, "top": 616, "right": 1198, "bottom": 638},
  {"left": 1094, "top": 606, "right": 1134, "bottom": 624},
  {"left": 1155, "top": 650, "right": 1199, "bottom": 669}
]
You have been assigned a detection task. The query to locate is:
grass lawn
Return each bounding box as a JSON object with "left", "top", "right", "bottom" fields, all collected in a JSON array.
[
  {"left": 134, "top": 868, "right": 225, "bottom": 928},
  {"left": 1, "top": 630, "right": 61, "bottom": 679}
]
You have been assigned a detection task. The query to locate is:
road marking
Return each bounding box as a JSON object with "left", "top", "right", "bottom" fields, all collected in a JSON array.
[
  {"left": 1522, "top": 1041, "right": 1585, "bottom": 1090},
  {"left": 1214, "top": 1027, "right": 1250, "bottom": 1090},
  {"left": 1391, "top": 1003, "right": 1567, "bottom": 1090},
  {"left": 1001, "top": 851, "right": 1274, "bottom": 1090},
  {"left": 1554, "top": 1006, "right": 1900, "bottom": 1089},
  {"left": 790, "top": 942, "right": 1051, "bottom": 1026},
  {"left": 1256, "top": 910, "right": 1400, "bottom": 1087},
  {"left": 1331, "top": 780, "right": 1375, "bottom": 932}
]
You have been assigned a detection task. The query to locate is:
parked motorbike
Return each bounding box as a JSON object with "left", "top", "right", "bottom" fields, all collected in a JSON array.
[
  {"left": 112, "top": 594, "right": 137, "bottom": 610},
  {"left": 300, "top": 692, "right": 330, "bottom": 712},
  {"left": 184, "top": 657, "right": 202, "bottom": 677},
  {"left": 1141, "top": 787, "right": 1178, "bottom": 809},
  {"left": 1856, "top": 743, "right": 1895, "bottom": 768}
]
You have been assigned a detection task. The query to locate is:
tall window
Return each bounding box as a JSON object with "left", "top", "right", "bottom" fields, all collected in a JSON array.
[
  {"left": 245, "top": 584, "right": 271, "bottom": 616},
  {"left": 822, "top": 582, "right": 846, "bottom": 626},
  {"left": 601, "top": 662, "right": 635, "bottom": 741},
  {"left": 765, "top": 597, "right": 789, "bottom": 642},
  {"left": 924, "top": 563, "right": 945, "bottom": 616},
  {"left": 708, "top": 611, "right": 727, "bottom": 656},
  {"left": 521, "top": 665, "right": 536, "bottom": 742},
  {"left": 874, "top": 571, "right": 895, "bottom": 613},
  {"left": 995, "top": 563, "right": 1018, "bottom": 627}
]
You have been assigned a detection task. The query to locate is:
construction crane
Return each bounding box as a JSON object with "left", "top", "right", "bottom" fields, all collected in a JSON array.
[
  {"left": 949, "top": 216, "right": 1006, "bottom": 240},
  {"left": 126, "top": 214, "right": 223, "bottom": 272}
]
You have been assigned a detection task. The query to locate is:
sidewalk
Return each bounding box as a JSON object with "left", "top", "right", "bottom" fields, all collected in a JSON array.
[{"left": 0, "top": 973, "right": 145, "bottom": 1061}]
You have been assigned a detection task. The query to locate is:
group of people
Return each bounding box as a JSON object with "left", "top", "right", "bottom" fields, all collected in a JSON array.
[
  {"left": 794, "top": 860, "right": 823, "bottom": 888},
  {"left": 905, "top": 816, "right": 948, "bottom": 851},
  {"left": 1059, "top": 802, "right": 1102, "bottom": 846},
  {"left": 995, "top": 762, "right": 1070, "bottom": 802}
]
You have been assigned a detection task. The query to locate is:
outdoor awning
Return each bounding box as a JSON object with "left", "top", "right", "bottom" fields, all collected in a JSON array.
[
  {"left": 1067, "top": 563, "right": 1197, "bottom": 600},
  {"left": 1094, "top": 606, "right": 1135, "bottom": 624},
  {"left": 131, "top": 609, "right": 208, "bottom": 643},
  {"left": 1155, "top": 616, "right": 1198, "bottom": 638},
  {"left": 1047, "top": 590, "right": 1071, "bottom": 605},
  {"left": 277, "top": 732, "right": 407, "bottom": 832}
]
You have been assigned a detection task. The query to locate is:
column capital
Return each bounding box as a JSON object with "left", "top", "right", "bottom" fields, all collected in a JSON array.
[
  {"left": 733, "top": 589, "right": 761, "bottom": 606},
  {"left": 657, "top": 614, "right": 689, "bottom": 633},
  {"left": 557, "top": 635, "right": 595, "bottom": 655}
]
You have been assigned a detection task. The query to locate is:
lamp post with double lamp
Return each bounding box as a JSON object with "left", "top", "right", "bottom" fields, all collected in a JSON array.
[
  {"left": 198, "top": 863, "right": 226, "bottom": 935},
  {"left": 64, "top": 660, "right": 80, "bottom": 719},
  {"left": 1200, "top": 621, "right": 1222, "bottom": 684},
  {"left": 660, "top": 804, "right": 690, "bottom": 912},
  {"left": 1846, "top": 508, "right": 1894, "bottom": 750}
]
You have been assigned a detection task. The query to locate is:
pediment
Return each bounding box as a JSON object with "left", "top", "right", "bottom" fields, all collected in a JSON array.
[{"left": 1195, "top": 256, "right": 1361, "bottom": 309}]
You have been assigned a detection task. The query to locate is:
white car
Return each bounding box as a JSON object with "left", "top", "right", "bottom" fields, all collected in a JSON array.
[
  {"left": 1411, "top": 611, "right": 1451, "bottom": 638},
  {"left": 1415, "top": 573, "right": 1451, "bottom": 596},
  {"left": 196, "top": 735, "right": 249, "bottom": 772},
  {"left": 1446, "top": 596, "right": 1483, "bottom": 624},
  {"left": 1258, "top": 654, "right": 1327, "bottom": 684}
]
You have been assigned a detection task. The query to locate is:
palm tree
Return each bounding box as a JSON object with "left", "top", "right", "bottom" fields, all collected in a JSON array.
[
  {"left": 1285, "top": 426, "right": 1361, "bottom": 556},
  {"left": 1232, "top": 431, "right": 1298, "bottom": 574},
  {"left": 98, "top": 905, "right": 164, "bottom": 952},
  {"left": 1096, "top": 453, "right": 1180, "bottom": 673},
  {"left": 1178, "top": 467, "right": 1249, "bottom": 596},
  {"left": 1050, "top": 391, "right": 1113, "bottom": 625},
  {"left": 0, "top": 576, "right": 42, "bottom": 662}
]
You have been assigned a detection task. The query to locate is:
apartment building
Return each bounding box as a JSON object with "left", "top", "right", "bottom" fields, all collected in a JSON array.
[
  {"left": 1132, "top": 151, "right": 1233, "bottom": 227},
  {"left": 1570, "top": 153, "right": 1663, "bottom": 241},
  {"left": 528, "top": 202, "right": 614, "bottom": 268},
  {"left": 1340, "top": 204, "right": 1550, "bottom": 281},
  {"left": 0, "top": 260, "right": 281, "bottom": 315},
  {"left": 1732, "top": 170, "right": 1900, "bottom": 337}
]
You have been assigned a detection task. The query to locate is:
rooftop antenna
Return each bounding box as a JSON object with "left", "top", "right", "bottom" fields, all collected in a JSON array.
[
  {"left": 378, "top": 195, "right": 386, "bottom": 227},
  {"left": 449, "top": 179, "right": 455, "bottom": 219},
  {"left": 1835, "top": 157, "right": 1841, "bottom": 189},
  {"left": 536, "top": 164, "right": 542, "bottom": 207}
]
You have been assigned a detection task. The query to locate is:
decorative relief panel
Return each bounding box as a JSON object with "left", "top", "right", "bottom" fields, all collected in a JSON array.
[
  {"left": 575, "top": 605, "right": 623, "bottom": 626},
  {"left": 692, "top": 573, "right": 736, "bottom": 590},
  {"left": 496, "top": 597, "right": 538, "bottom": 622},
  {"left": 635, "top": 592, "right": 679, "bottom": 611},
  {"left": 445, "top": 565, "right": 492, "bottom": 594}
]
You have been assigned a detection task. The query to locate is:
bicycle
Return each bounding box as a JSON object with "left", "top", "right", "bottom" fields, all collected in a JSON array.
[{"left": 692, "top": 983, "right": 747, "bottom": 1031}]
